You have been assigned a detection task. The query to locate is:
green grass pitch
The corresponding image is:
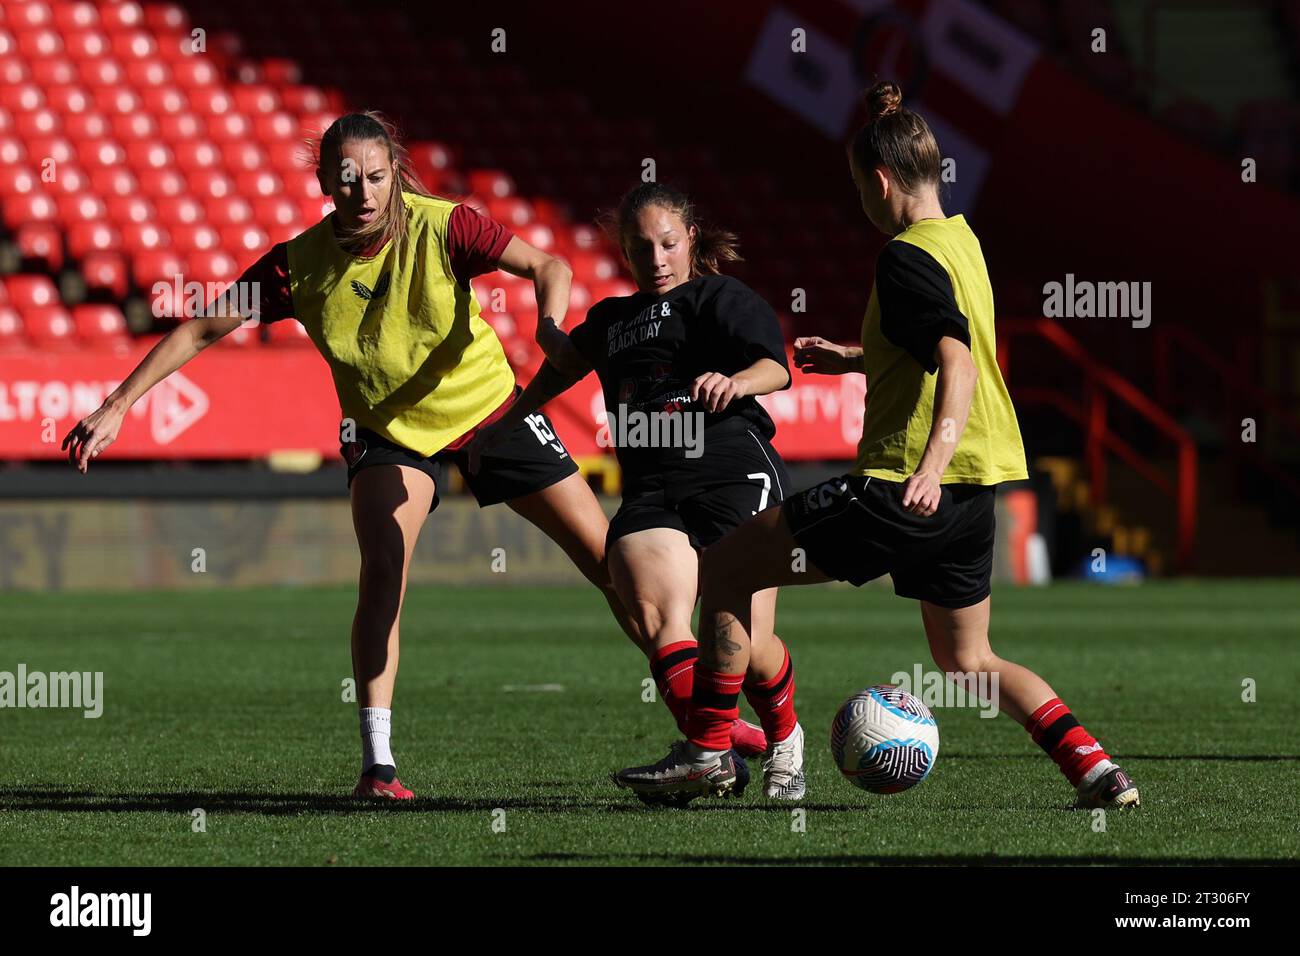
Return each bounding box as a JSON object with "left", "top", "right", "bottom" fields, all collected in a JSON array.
[{"left": 1, "top": 581, "right": 1296, "bottom": 866}]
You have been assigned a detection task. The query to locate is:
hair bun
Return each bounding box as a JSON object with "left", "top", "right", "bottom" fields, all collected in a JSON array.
[{"left": 864, "top": 80, "right": 903, "bottom": 123}]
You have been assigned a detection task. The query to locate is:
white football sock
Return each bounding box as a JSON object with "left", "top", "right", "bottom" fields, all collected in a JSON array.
[
  {"left": 685, "top": 743, "right": 725, "bottom": 766},
  {"left": 360, "top": 706, "right": 394, "bottom": 772}
]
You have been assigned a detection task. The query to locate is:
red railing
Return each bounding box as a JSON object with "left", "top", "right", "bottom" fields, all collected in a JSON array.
[
  {"left": 1154, "top": 323, "right": 1300, "bottom": 502},
  {"left": 998, "top": 317, "right": 1199, "bottom": 572}
]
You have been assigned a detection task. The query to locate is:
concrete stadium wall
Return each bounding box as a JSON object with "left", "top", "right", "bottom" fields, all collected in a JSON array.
[{"left": 0, "top": 497, "right": 1020, "bottom": 591}]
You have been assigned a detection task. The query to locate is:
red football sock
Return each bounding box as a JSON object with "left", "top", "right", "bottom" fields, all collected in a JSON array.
[
  {"left": 1025, "top": 697, "right": 1111, "bottom": 787},
  {"left": 743, "top": 641, "right": 797, "bottom": 744},
  {"left": 649, "top": 640, "right": 697, "bottom": 735},
  {"left": 686, "top": 664, "right": 744, "bottom": 752}
]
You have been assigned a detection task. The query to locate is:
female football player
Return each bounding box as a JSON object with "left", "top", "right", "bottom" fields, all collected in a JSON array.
[
  {"left": 62, "top": 112, "right": 643, "bottom": 801},
  {"left": 616, "top": 83, "right": 1140, "bottom": 810},
  {"left": 470, "top": 182, "right": 806, "bottom": 801}
]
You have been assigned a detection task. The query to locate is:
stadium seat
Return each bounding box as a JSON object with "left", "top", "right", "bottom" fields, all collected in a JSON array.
[
  {"left": 120, "top": 222, "right": 170, "bottom": 255},
  {"left": 132, "top": 249, "right": 186, "bottom": 290},
  {"left": 15, "top": 222, "right": 63, "bottom": 271},
  {"left": 1, "top": 192, "right": 56, "bottom": 229},
  {"left": 82, "top": 250, "right": 130, "bottom": 298},
  {"left": 23, "top": 304, "right": 77, "bottom": 348},
  {"left": 106, "top": 194, "right": 156, "bottom": 226},
  {"left": 73, "top": 303, "right": 129, "bottom": 345},
  {"left": 137, "top": 167, "right": 186, "bottom": 198},
  {"left": 0, "top": 306, "right": 24, "bottom": 349},
  {"left": 55, "top": 191, "right": 107, "bottom": 225},
  {"left": 67, "top": 220, "right": 122, "bottom": 256},
  {"left": 206, "top": 195, "right": 254, "bottom": 226}
]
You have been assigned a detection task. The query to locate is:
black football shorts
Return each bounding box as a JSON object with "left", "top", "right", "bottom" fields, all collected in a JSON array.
[
  {"left": 340, "top": 409, "right": 578, "bottom": 512},
  {"left": 782, "top": 473, "right": 996, "bottom": 608},
  {"left": 608, "top": 423, "right": 791, "bottom": 550}
]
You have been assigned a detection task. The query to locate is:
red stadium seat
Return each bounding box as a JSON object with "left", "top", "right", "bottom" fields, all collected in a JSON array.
[
  {"left": 76, "top": 137, "right": 127, "bottom": 169},
  {"left": 1, "top": 192, "right": 56, "bottom": 229},
  {"left": 0, "top": 164, "right": 39, "bottom": 197},
  {"left": 26, "top": 135, "right": 75, "bottom": 166},
  {"left": 279, "top": 86, "right": 331, "bottom": 114},
  {"left": 16, "top": 222, "right": 63, "bottom": 270},
  {"left": 237, "top": 169, "right": 282, "bottom": 199},
  {"left": 77, "top": 57, "right": 124, "bottom": 87},
  {"left": 187, "top": 169, "right": 235, "bottom": 200},
  {"left": 1, "top": 81, "right": 45, "bottom": 112},
  {"left": 17, "top": 30, "right": 65, "bottom": 60},
  {"left": 170, "top": 224, "right": 221, "bottom": 255},
  {"left": 468, "top": 169, "right": 515, "bottom": 198},
  {"left": 73, "top": 303, "right": 129, "bottom": 345},
  {"left": 154, "top": 195, "right": 204, "bottom": 227},
  {"left": 112, "top": 112, "right": 159, "bottom": 142},
  {"left": 63, "top": 111, "right": 110, "bottom": 139},
  {"left": 110, "top": 30, "right": 158, "bottom": 62},
  {"left": 125, "top": 58, "right": 170, "bottom": 87},
  {"left": 140, "top": 86, "right": 188, "bottom": 115},
  {"left": 172, "top": 57, "right": 220, "bottom": 89},
  {"left": 63, "top": 29, "right": 110, "bottom": 60},
  {"left": 188, "top": 88, "right": 235, "bottom": 118},
  {"left": 47, "top": 164, "right": 93, "bottom": 198},
  {"left": 120, "top": 222, "right": 169, "bottom": 254},
  {"left": 55, "top": 191, "right": 106, "bottom": 225},
  {"left": 106, "top": 194, "right": 155, "bottom": 226},
  {"left": 298, "top": 197, "right": 333, "bottom": 223},
  {"left": 221, "top": 140, "right": 265, "bottom": 173},
  {"left": 25, "top": 305, "right": 77, "bottom": 349},
  {"left": 233, "top": 85, "right": 279, "bottom": 116},
  {"left": 132, "top": 249, "right": 186, "bottom": 290},
  {"left": 42, "top": 83, "right": 92, "bottom": 114},
  {"left": 52, "top": 3, "right": 101, "bottom": 31},
  {"left": 485, "top": 196, "right": 533, "bottom": 228},
  {"left": 208, "top": 112, "right": 253, "bottom": 142},
  {"left": 172, "top": 139, "right": 222, "bottom": 172},
  {"left": 206, "top": 196, "right": 254, "bottom": 226},
  {"left": 253, "top": 111, "right": 296, "bottom": 143},
  {"left": 82, "top": 250, "right": 129, "bottom": 298},
  {"left": 136, "top": 167, "right": 186, "bottom": 198},
  {"left": 281, "top": 168, "right": 325, "bottom": 201},
  {"left": 222, "top": 225, "right": 269, "bottom": 261},
  {"left": 67, "top": 221, "right": 121, "bottom": 256},
  {"left": 100, "top": 2, "right": 146, "bottom": 32},
  {"left": 143, "top": 3, "right": 189, "bottom": 33},
  {"left": 0, "top": 136, "right": 28, "bottom": 166},
  {"left": 92, "top": 84, "right": 142, "bottom": 117},
  {"left": 125, "top": 140, "right": 174, "bottom": 172},
  {"left": 90, "top": 166, "right": 138, "bottom": 198},
  {"left": 15, "top": 108, "right": 61, "bottom": 137},
  {"left": 5, "top": 274, "right": 61, "bottom": 309},
  {"left": 156, "top": 111, "right": 204, "bottom": 140},
  {"left": 0, "top": 306, "right": 24, "bottom": 350},
  {"left": 265, "top": 138, "right": 310, "bottom": 172}
]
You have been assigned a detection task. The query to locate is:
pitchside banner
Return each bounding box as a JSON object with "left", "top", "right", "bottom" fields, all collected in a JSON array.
[{"left": 0, "top": 345, "right": 863, "bottom": 461}]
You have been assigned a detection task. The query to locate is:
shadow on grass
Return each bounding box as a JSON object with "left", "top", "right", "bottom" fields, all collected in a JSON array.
[
  {"left": 522, "top": 851, "right": 1297, "bottom": 866},
  {"left": 0, "top": 787, "right": 662, "bottom": 816}
]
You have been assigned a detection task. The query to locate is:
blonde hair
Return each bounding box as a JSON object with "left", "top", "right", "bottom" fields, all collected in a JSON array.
[{"left": 309, "top": 111, "right": 434, "bottom": 258}]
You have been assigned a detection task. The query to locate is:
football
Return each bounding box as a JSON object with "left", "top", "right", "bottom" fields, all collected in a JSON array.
[{"left": 830, "top": 684, "right": 940, "bottom": 793}]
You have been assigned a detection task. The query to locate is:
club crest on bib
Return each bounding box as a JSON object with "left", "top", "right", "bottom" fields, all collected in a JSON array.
[{"left": 351, "top": 273, "right": 391, "bottom": 302}]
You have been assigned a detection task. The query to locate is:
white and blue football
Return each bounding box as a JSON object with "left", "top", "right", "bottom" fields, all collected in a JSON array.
[{"left": 830, "top": 684, "right": 939, "bottom": 794}]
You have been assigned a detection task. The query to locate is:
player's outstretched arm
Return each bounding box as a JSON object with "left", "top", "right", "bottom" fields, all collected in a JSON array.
[
  {"left": 793, "top": 336, "right": 865, "bottom": 375},
  {"left": 61, "top": 306, "right": 247, "bottom": 473},
  {"left": 496, "top": 235, "right": 588, "bottom": 377}
]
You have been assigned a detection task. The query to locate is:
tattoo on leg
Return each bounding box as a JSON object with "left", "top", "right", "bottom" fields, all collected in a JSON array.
[{"left": 714, "top": 614, "right": 743, "bottom": 657}]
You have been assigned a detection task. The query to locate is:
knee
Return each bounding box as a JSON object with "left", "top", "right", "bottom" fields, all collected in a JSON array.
[
  {"left": 358, "top": 546, "right": 408, "bottom": 601},
  {"left": 935, "top": 644, "right": 995, "bottom": 676}
]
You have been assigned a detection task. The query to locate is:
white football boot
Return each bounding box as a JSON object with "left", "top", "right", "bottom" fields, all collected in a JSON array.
[{"left": 762, "top": 722, "right": 806, "bottom": 799}]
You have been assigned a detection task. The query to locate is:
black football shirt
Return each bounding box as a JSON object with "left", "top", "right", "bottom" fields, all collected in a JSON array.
[{"left": 567, "top": 274, "right": 790, "bottom": 470}]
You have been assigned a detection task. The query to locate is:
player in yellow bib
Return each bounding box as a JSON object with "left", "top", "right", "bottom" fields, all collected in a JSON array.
[
  {"left": 63, "top": 113, "right": 638, "bottom": 800},
  {"left": 617, "top": 83, "right": 1140, "bottom": 812}
]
